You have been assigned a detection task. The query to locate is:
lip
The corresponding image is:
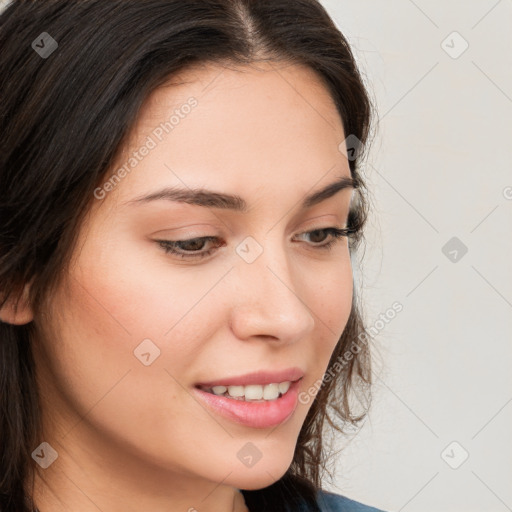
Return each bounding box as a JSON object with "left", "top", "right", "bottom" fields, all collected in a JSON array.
[
  {"left": 192, "top": 378, "right": 302, "bottom": 429},
  {"left": 194, "top": 367, "right": 304, "bottom": 388}
]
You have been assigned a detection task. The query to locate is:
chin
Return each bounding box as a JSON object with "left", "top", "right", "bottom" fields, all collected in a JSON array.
[
  {"left": 231, "top": 455, "right": 292, "bottom": 490},
  {"left": 233, "top": 472, "right": 284, "bottom": 491}
]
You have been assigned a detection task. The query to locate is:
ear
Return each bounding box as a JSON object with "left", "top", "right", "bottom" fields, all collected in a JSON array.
[{"left": 0, "top": 282, "right": 34, "bottom": 325}]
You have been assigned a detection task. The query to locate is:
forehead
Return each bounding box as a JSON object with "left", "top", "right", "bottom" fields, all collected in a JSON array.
[
  {"left": 140, "top": 60, "right": 340, "bottom": 122},
  {"left": 101, "top": 60, "right": 349, "bottom": 208}
]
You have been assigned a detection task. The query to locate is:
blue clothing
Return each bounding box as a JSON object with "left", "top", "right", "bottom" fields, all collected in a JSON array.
[{"left": 303, "top": 489, "right": 387, "bottom": 512}]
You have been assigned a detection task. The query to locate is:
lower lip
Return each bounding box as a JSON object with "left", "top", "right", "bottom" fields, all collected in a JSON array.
[{"left": 192, "top": 379, "right": 301, "bottom": 429}]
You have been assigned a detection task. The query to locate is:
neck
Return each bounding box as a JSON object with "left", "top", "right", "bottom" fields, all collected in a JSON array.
[{"left": 27, "top": 431, "right": 249, "bottom": 512}]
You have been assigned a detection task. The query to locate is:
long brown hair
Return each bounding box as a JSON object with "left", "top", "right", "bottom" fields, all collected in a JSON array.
[{"left": 0, "top": 1, "right": 374, "bottom": 511}]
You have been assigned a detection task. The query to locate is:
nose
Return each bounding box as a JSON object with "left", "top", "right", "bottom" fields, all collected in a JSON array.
[{"left": 228, "top": 237, "right": 316, "bottom": 344}]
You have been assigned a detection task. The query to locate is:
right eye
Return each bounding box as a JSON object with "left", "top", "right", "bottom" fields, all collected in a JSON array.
[{"left": 156, "top": 236, "right": 223, "bottom": 260}]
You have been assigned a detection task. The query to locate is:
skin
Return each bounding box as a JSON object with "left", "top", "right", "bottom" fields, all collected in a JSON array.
[{"left": 1, "top": 60, "right": 355, "bottom": 512}]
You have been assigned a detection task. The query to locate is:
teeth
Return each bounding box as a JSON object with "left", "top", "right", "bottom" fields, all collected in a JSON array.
[
  {"left": 227, "top": 385, "right": 244, "bottom": 397},
  {"left": 244, "top": 385, "right": 264, "bottom": 400},
  {"left": 207, "top": 381, "right": 292, "bottom": 401},
  {"left": 278, "top": 381, "right": 291, "bottom": 394},
  {"left": 262, "top": 383, "right": 279, "bottom": 400}
]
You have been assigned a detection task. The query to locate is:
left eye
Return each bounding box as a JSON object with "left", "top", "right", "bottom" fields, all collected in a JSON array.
[{"left": 156, "top": 227, "right": 352, "bottom": 261}]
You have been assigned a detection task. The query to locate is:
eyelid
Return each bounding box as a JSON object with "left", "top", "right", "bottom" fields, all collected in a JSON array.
[
  {"left": 151, "top": 223, "right": 219, "bottom": 237},
  {"left": 156, "top": 222, "right": 346, "bottom": 242}
]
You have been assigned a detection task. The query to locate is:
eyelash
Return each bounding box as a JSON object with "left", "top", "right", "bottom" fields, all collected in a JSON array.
[{"left": 156, "top": 227, "right": 356, "bottom": 261}]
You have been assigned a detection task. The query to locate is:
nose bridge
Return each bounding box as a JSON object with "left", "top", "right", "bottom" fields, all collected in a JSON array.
[{"left": 229, "top": 233, "right": 315, "bottom": 341}]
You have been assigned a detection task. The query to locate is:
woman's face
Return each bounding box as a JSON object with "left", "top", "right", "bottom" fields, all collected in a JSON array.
[{"left": 31, "top": 61, "right": 355, "bottom": 506}]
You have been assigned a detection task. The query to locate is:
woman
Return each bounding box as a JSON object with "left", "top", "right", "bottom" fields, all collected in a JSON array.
[{"left": 0, "top": 1, "right": 384, "bottom": 511}]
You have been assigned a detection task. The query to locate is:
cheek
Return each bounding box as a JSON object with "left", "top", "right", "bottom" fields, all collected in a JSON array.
[
  {"left": 306, "top": 257, "right": 354, "bottom": 373},
  {"left": 308, "top": 255, "right": 353, "bottom": 336},
  {"left": 42, "top": 231, "right": 228, "bottom": 395},
  {"left": 67, "top": 222, "right": 220, "bottom": 337},
  {"left": 37, "top": 254, "right": 222, "bottom": 462},
  {"left": 48, "top": 251, "right": 208, "bottom": 375}
]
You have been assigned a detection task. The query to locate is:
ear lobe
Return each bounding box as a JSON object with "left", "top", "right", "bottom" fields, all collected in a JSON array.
[{"left": 0, "top": 282, "right": 34, "bottom": 325}]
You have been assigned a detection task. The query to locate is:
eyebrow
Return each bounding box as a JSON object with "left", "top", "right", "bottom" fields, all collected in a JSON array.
[{"left": 124, "top": 175, "right": 357, "bottom": 212}]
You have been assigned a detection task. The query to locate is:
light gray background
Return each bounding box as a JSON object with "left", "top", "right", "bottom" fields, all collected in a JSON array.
[{"left": 319, "top": 2, "right": 512, "bottom": 511}]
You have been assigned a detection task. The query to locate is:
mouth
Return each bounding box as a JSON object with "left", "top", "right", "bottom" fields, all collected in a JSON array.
[
  {"left": 192, "top": 376, "right": 304, "bottom": 429},
  {"left": 195, "top": 378, "right": 302, "bottom": 402},
  {"left": 193, "top": 367, "right": 305, "bottom": 402},
  {"left": 193, "top": 367, "right": 305, "bottom": 428}
]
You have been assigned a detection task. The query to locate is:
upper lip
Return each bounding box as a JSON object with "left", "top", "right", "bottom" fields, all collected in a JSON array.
[{"left": 195, "top": 367, "right": 305, "bottom": 388}]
